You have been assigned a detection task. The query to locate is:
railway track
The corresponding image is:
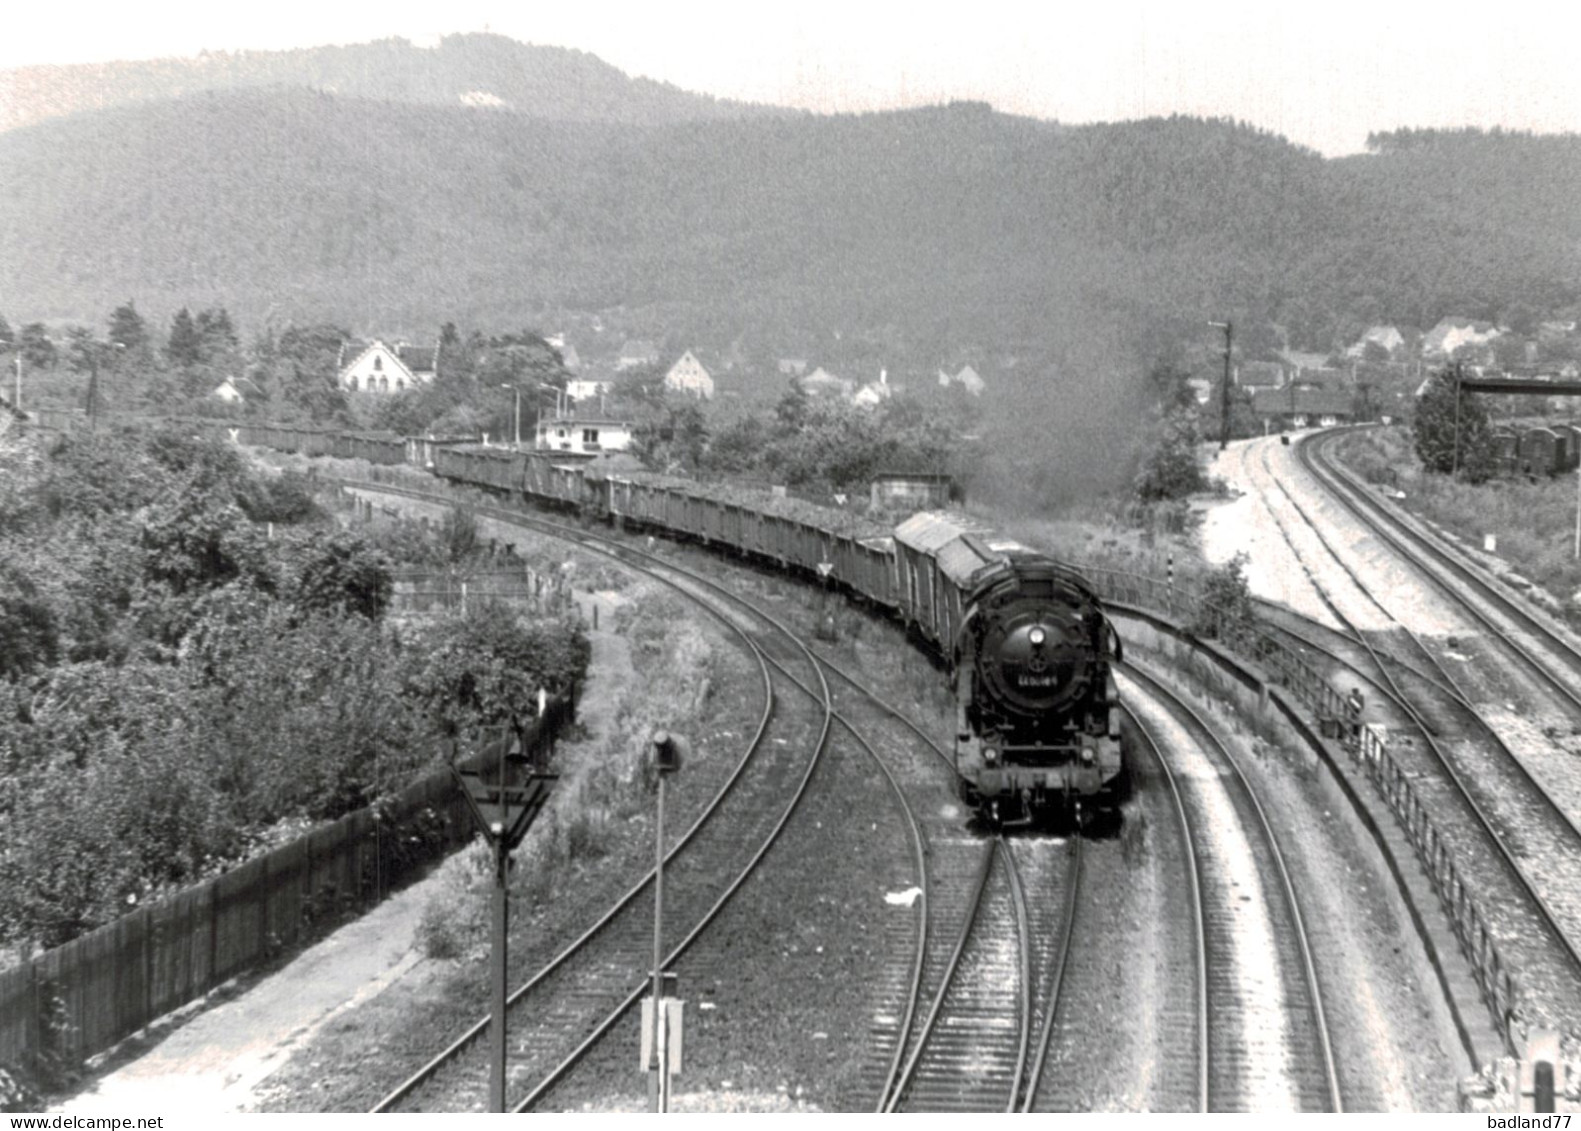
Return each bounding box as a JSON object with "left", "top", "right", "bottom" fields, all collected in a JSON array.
[
  {"left": 810, "top": 647, "right": 1099, "bottom": 1115},
  {"left": 876, "top": 835, "right": 1084, "bottom": 1113},
  {"left": 1120, "top": 663, "right": 1342, "bottom": 1112},
  {"left": 353, "top": 480, "right": 984, "bottom": 1112},
  {"left": 357, "top": 483, "right": 842, "bottom": 1111},
  {"left": 1305, "top": 430, "right": 1581, "bottom": 705},
  {"left": 1254, "top": 440, "right": 1581, "bottom": 1027},
  {"left": 1301, "top": 431, "right": 1581, "bottom": 830}
]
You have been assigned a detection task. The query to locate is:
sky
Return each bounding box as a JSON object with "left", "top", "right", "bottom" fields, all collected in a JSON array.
[{"left": 5, "top": 1, "right": 1579, "bottom": 156}]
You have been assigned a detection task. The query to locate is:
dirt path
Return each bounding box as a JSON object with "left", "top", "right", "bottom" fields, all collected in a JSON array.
[{"left": 54, "top": 589, "right": 632, "bottom": 1115}]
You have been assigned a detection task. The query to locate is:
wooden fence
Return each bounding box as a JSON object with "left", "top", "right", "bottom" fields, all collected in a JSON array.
[{"left": 0, "top": 693, "right": 574, "bottom": 1077}]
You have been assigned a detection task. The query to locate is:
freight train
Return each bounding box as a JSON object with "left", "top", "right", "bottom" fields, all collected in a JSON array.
[{"left": 187, "top": 422, "right": 1129, "bottom": 825}]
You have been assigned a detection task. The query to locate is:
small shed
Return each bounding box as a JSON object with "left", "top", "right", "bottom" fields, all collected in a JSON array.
[{"left": 871, "top": 472, "right": 956, "bottom": 511}]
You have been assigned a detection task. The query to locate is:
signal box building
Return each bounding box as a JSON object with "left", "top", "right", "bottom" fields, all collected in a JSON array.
[
  {"left": 535, "top": 414, "right": 633, "bottom": 454},
  {"left": 871, "top": 472, "right": 956, "bottom": 511}
]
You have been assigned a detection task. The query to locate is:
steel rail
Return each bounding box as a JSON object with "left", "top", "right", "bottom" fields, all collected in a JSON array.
[
  {"left": 347, "top": 477, "right": 946, "bottom": 1115},
  {"left": 1119, "top": 706, "right": 1209, "bottom": 1112},
  {"left": 1123, "top": 662, "right": 1344, "bottom": 1113},
  {"left": 1017, "top": 835, "right": 1086, "bottom": 1112},
  {"left": 513, "top": 615, "right": 950, "bottom": 1112},
  {"left": 1001, "top": 842, "right": 1035, "bottom": 1113},
  {"left": 357, "top": 480, "right": 832, "bottom": 1112},
  {"left": 881, "top": 837, "right": 1000, "bottom": 1113},
  {"left": 1261, "top": 443, "right": 1581, "bottom": 980},
  {"left": 1303, "top": 429, "right": 1581, "bottom": 717}
]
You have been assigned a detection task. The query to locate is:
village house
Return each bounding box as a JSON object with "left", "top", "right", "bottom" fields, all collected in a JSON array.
[
  {"left": 853, "top": 370, "right": 895, "bottom": 408},
  {"left": 545, "top": 333, "right": 581, "bottom": 372},
  {"left": 566, "top": 377, "right": 612, "bottom": 403},
  {"left": 534, "top": 413, "right": 634, "bottom": 454},
  {"left": 1237, "top": 361, "right": 1286, "bottom": 390},
  {"left": 209, "top": 375, "right": 264, "bottom": 404},
  {"left": 870, "top": 471, "right": 955, "bottom": 510},
  {"left": 937, "top": 364, "right": 985, "bottom": 396},
  {"left": 777, "top": 358, "right": 810, "bottom": 377},
  {"left": 616, "top": 339, "right": 660, "bottom": 371},
  {"left": 337, "top": 340, "right": 437, "bottom": 393},
  {"left": 1278, "top": 349, "right": 1340, "bottom": 382},
  {"left": 1345, "top": 325, "right": 1405, "bottom": 359},
  {"left": 799, "top": 366, "right": 853, "bottom": 398},
  {"left": 664, "top": 350, "right": 715, "bottom": 399},
  {"left": 1422, "top": 317, "right": 1502, "bottom": 361}
]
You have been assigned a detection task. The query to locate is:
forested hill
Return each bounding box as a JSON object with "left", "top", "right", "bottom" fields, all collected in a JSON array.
[
  {"left": 1, "top": 86, "right": 1577, "bottom": 361},
  {"left": 0, "top": 33, "right": 787, "bottom": 133}
]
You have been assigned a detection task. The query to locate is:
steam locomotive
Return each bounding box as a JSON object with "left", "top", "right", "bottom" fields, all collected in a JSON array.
[{"left": 894, "top": 513, "right": 1125, "bottom": 824}]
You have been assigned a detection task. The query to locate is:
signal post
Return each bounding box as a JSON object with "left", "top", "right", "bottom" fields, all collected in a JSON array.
[
  {"left": 452, "top": 717, "right": 557, "bottom": 1113},
  {"left": 646, "top": 731, "right": 687, "bottom": 1112}
]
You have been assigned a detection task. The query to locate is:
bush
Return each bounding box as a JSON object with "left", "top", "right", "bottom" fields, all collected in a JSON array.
[
  {"left": 1190, "top": 552, "right": 1257, "bottom": 641},
  {"left": 1134, "top": 408, "right": 1206, "bottom": 502}
]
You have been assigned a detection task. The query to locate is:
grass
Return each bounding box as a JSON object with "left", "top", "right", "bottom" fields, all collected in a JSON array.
[{"left": 1337, "top": 427, "right": 1581, "bottom": 620}]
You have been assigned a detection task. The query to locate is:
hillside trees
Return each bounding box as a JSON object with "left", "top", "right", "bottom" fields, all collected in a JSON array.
[
  {"left": 167, "top": 307, "right": 201, "bottom": 367},
  {"left": 107, "top": 300, "right": 148, "bottom": 352},
  {"left": 18, "top": 323, "right": 55, "bottom": 369},
  {"left": 247, "top": 323, "right": 352, "bottom": 423}
]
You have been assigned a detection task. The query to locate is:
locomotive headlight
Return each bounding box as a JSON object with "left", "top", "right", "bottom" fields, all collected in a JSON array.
[
  {"left": 1029, "top": 627, "right": 1046, "bottom": 646},
  {"left": 1080, "top": 746, "right": 1095, "bottom": 765},
  {"left": 983, "top": 747, "right": 1000, "bottom": 766}
]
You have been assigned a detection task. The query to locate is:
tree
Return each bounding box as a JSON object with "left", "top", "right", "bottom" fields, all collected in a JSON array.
[
  {"left": 709, "top": 415, "right": 766, "bottom": 472},
  {"left": 107, "top": 300, "right": 148, "bottom": 352},
  {"left": 1134, "top": 407, "right": 1206, "bottom": 501},
  {"left": 1413, "top": 363, "right": 1496, "bottom": 480},
  {"left": 0, "top": 558, "right": 59, "bottom": 677},
  {"left": 0, "top": 312, "right": 12, "bottom": 349},
  {"left": 290, "top": 530, "right": 393, "bottom": 620},
  {"left": 19, "top": 323, "right": 54, "bottom": 369},
  {"left": 194, "top": 308, "right": 238, "bottom": 356},
  {"left": 404, "top": 604, "right": 590, "bottom": 745},
  {"left": 84, "top": 362, "right": 105, "bottom": 426},
  {"left": 64, "top": 326, "right": 97, "bottom": 375},
  {"left": 166, "top": 308, "right": 201, "bottom": 367},
  {"left": 773, "top": 378, "right": 810, "bottom": 433}
]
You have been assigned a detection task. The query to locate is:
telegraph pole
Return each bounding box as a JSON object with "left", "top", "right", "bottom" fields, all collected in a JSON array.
[{"left": 1210, "top": 320, "right": 1233, "bottom": 450}]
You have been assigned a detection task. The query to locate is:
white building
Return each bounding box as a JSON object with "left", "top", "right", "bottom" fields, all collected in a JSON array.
[
  {"left": 338, "top": 340, "right": 434, "bottom": 394},
  {"left": 664, "top": 350, "right": 715, "bottom": 399},
  {"left": 566, "top": 378, "right": 611, "bottom": 402},
  {"left": 937, "top": 364, "right": 985, "bottom": 396},
  {"left": 535, "top": 414, "right": 633, "bottom": 454}
]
